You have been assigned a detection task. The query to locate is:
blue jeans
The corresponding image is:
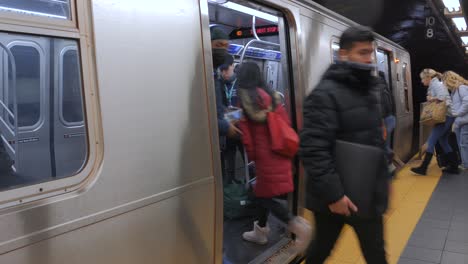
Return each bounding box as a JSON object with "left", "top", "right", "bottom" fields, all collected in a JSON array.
[
  {"left": 384, "top": 115, "right": 396, "bottom": 154},
  {"left": 455, "top": 125, "right": 468, "bottom": 168},
  {"left": 426, "top": 116, "right": 455, "bottom": 154}
]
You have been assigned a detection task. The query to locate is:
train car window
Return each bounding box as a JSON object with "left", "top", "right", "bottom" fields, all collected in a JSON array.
[
  {"left": 8, "top": 45, "right": 42, "bottom": 128},
  {"left": 60, "top": 48, "right": 84, "bottom": 124},
  {"left": 0, "top": 32, "right": 88, "bottom": 191},
  {"left": 402, "top": 62, "right": 410, "bottom": 112},
  {"left": 331, "top": 42, "right": 340, "bottom": 63},
  {"left": 0, "top": 0, "right": 71, "bottom": 20}
]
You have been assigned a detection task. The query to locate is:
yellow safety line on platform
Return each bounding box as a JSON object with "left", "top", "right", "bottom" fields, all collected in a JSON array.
[{"left": 302, "top": 160, "right": 442, "bottom": 264}]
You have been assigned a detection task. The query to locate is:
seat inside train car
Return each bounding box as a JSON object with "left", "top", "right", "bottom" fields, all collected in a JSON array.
[{"left": 208, "top": 1, "right": 297, "bottom": 263}]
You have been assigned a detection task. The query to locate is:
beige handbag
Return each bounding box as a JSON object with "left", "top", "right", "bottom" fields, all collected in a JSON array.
[{"left": 420, "top": 101, "right": 447, "bottom": 126}]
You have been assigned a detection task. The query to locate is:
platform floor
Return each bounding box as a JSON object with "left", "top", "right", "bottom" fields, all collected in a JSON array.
[
  {"left": 303, "top": 158, "right": 467, "bottom": 264},
  {"left": 399, "top": 166, "right": 467, "bottom": 264}
]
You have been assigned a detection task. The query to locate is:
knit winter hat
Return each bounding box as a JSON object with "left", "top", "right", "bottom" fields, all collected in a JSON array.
[{"left": 210, "top": 26, "right": 229, "bottom": 41}]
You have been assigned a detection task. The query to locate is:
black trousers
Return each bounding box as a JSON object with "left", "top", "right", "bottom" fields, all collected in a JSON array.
[
  {"left": 306, "top": 212, "right": 387, "bottom": 264},
  {"left": 255, "top": 197, "right": 292, "bottom": 227},
  {"left": 221, "top": 138, "right": 244, "bottom": 185}
]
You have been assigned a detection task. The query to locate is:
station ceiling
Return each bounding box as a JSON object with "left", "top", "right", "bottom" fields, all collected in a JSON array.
[{"left": 312, "top": 0, "right": 468, "bottom": 76}]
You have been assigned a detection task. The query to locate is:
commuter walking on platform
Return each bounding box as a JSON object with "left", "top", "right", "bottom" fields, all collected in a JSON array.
[
  {"left": 236, "top": 62, "right": 311, "bottom": 252},
  {"left": 411, "top": 69, "right": 458, "bottom": 175},
  {"left": 443, "top": 71, "right": 468, "bottom": 169},
  {"left": 299, "top": 26, "right": 389, "bottom": 264}
]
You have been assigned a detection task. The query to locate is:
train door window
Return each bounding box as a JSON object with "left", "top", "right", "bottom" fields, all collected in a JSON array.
[
  {"left": 208, "top": 1, "right": 296, "bottom": 263},
  {"left": 7, "top": 44, "right": 42, "bottom": 128},
  {"left": 0, "top": 32, "right": 88, "bottom": 192},
  {"left": 0, "top": 0, "right": 97, "bottom": 208},
  {"left": 402, "top": 62, "right": 410, "bottom": 112},
  {"left": 0, "top": 0, "right": 71, "bottom": 20},
  {"left": 331, "top": 41, "right": 340, "bottom": 63},
  {"left": 376, "top": 49, "right": 392, "bottom": 89},
  {"left": 60, "top": 47, "right": 84, "bottom": 124}
]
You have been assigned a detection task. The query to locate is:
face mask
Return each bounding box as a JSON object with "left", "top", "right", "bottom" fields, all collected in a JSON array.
[
  {"left": 345, "top": 61, "right": 377, "bottom": 83},
  {"left": 212, "top": 48, "right": 228, "bottom": 69}
]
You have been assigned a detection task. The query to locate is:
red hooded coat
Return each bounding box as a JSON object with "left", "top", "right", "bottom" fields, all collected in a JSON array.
[{"left": 238, "top": 88, "right": 294, "bottom": 198}]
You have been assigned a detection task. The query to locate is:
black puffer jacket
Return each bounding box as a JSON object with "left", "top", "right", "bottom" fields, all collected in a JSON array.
[
  {"left": 377, "top": 76, "right": 396, "bottom": 118},
  {"left": 299, "top": 62, "right": 389, "bottom": 216}
]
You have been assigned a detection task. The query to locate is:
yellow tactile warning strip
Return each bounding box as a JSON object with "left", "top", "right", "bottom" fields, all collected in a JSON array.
[{"left": 302, "top": 159, "right": 443, "bottom": 264}]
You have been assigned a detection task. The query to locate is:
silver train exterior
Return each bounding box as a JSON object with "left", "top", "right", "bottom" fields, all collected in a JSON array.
[{"left": 0, "top": 0, "right": 413, "bottom": 263}]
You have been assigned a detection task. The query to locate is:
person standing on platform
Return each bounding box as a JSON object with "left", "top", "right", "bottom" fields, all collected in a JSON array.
[
  {"left": 299, "top": 26, "right": 389, "bottom": 264},
  {"left": 411, "top": 69, "right": 458, "bottom": 175},
  {"left": 443, "top": 71, "right": 468, "bottom": 169}
]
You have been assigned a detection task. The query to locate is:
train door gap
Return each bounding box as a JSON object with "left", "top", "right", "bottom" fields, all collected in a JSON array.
[
  {"left": 49, "top": 39, "right": 57, "bottom": 178},
  {"left": 207, "top": 1, "right": 297, "bottom": 263}
]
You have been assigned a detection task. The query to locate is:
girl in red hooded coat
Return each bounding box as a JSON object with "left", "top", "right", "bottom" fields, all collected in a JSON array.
[{"left": 237, "top": 62, "right": 311, "bottom": 252}]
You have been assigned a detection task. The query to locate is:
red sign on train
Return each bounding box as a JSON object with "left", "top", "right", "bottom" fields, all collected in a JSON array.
[{"left": 230, "top": 25, "right": 279, "bottom": 39}]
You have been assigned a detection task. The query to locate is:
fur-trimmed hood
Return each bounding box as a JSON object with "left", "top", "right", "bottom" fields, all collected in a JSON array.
[{"left": 238, "top": 88, "right": 282, "bottom": 123}]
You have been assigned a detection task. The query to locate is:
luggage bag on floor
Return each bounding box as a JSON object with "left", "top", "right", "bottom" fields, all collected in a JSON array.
[
  {"left": 223, "top": 151, "right": 256, "bottom": 220},
  {"left": 434, "top": 132, "right": 461, "bottom": 168}
]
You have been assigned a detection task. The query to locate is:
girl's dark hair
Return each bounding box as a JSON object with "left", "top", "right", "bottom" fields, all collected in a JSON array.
[{"left": 237, "top": 62, "right": 276, "bottom": 109}]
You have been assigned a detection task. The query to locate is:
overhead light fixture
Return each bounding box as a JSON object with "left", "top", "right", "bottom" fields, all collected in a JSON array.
[
  {"left": 0, "top": 6, "right": 67, "bottom": 19},
  {"left": 461, "top": 36, "right": 468, "bottom": 44},
  {"left": 207, "top": 0, "right": 228, "bottom": 4},
  {"left": 442, "top": 0, "right": 461, "bottom": 12},
  {"left": 452, "top": 17, "right": 467, "bottom": 31},
  {"left": 221, "top": 2, "right": 278, "bottom": 23}
]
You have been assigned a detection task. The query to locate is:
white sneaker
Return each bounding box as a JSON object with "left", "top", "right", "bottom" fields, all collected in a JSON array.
[
  {"left": 242, "top": 221, "right": 270, "bottom": 245},
  {"left": 288, "top": 216, "right": 312, "bottom": 253}
]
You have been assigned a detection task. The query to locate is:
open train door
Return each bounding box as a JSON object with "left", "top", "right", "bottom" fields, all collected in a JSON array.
[{"left": 205, "top": 1, "right": 303, "bottom": 263}]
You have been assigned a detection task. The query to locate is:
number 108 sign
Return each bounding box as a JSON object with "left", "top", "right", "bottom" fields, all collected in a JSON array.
[{"left": 426, "top": 16, "right": 435, "bottom": 39}]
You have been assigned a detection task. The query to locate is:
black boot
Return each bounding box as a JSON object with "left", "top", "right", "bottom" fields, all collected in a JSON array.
[
  {"left": 411, "top": 152, "right": 433, "bottom": 175},
  {"left": 442, "top": 152, "right": 460, "bottom": 174}
]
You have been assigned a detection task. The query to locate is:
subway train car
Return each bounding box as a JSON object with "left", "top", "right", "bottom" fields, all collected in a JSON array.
[{"left": 0, "top": 0, "right": 413, "bottom": 264}]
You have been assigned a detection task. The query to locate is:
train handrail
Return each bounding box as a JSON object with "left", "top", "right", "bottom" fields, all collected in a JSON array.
[
  {"left": 0, "top": 42, "right": 19, "bottom": 170},
  {"left": 239, "top": 16, "right": 280, "bottom": 64},
  {"left": 0, "top": 99, "right": 14, "bottom": 118}
]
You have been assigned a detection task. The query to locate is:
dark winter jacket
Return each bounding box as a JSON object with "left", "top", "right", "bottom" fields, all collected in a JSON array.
[
  {"left": 299, "top": 62, "right": 389, "bottom": 216},
  {"left": 377, "top": 76, "right": 396, "bottom": 118},
  {"left": 215, "top": 73, "right": 230, "bottom": 137},
  {"left": 239, "top": 88, "right": 294, "bottom": 198}
]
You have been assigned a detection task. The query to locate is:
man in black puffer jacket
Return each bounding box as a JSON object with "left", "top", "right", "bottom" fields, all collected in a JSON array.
[{"left": 300, "top": 27, "right": 389, "bottom": 264}]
